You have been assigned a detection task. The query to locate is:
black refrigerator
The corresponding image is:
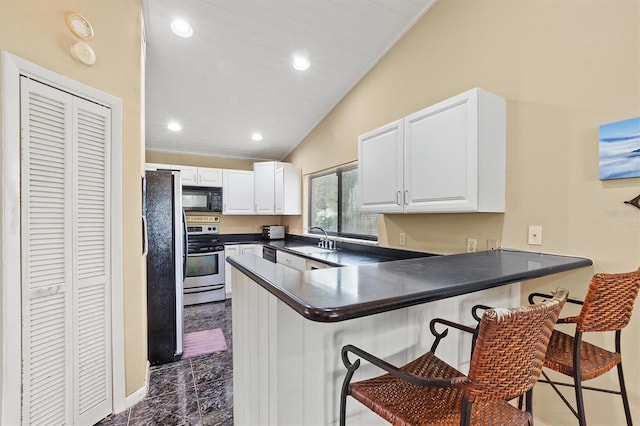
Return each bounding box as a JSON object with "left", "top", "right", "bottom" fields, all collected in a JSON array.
[{"left": 145, "top": 170, "right": 186, "bottom": 365}]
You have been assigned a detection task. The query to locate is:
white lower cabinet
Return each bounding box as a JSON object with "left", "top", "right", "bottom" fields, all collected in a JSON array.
[
  {"left": 231, "top": 267, "right": 519, "bottom": 425},
  {"left": 359, "top": 87, "right": 506, "bottom": 213},
  {"left": 275, "top": 250, "right": 307, "bottom": 271},
  {"left": 224, "top": 244, "right": 262, "bottom": 297}
]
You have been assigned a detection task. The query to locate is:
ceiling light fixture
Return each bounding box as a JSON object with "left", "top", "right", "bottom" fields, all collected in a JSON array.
[
  {"left": 251, "top": 133, "right": 263, "bottom": 141},
  {"left": 170, "top": 18, "right": 193, "bottom": 38},
  {"left": 292, "top": 55, "right": 310, "bottom": 71},
  {"left": 167, "top": 121, "right": 182, "bottom": 132}
]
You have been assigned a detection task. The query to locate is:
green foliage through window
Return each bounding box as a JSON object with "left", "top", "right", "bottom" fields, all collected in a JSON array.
[{"left": 308, "top": 165, "right": 378, "bottom": 240}]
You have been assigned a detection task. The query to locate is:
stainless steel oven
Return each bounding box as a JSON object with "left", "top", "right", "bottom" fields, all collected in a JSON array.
[{"left": 184, "top": 225, "right": 225, "bottom": 305}]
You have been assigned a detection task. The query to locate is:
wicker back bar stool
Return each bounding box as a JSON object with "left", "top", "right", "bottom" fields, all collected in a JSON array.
[
  {"left": 339, "top": 288, "right": 568, "bottom": 426},
  {"left": 528, "top": 269, "right": 640, "bottom": 426}
]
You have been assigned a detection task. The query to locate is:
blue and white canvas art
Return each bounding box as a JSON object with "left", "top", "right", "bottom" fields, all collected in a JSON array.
[{"left": 599, "top": 117, "right": 640, "bottom": 180}]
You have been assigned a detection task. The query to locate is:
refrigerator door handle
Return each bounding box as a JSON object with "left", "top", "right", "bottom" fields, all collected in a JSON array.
[
  {"left": 142, "top": 214, "right": 148, "bottom": 256},
  {"left": 182, "top": 209, "right": 188, "bottom": 280}
]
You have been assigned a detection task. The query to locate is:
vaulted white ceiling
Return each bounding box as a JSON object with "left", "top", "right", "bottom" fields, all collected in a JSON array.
[{"left": 143, "top": 0, "right": 436, "bottom": 160}]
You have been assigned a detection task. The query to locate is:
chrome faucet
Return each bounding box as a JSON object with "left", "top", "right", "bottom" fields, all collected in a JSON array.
[{"left": 309, "top": 226, "right": 336, "bottom": 250}]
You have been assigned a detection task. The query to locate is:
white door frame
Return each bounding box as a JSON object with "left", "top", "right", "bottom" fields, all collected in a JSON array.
[{"left": 0, "top": 51, "right": 126, "bottom": 424}]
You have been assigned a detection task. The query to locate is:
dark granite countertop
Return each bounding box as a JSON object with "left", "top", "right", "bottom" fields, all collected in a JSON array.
[
  {"left": 219, "top": 233, "right": 432, "bottom": 266},
  {"left": 226, "top": 249, "right": 592, "bottom": 323}
]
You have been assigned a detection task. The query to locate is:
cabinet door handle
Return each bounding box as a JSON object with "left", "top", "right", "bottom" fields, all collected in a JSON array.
[
  {"left": 396, "top": 191, "right": 401, "bottom": 205},
  {"left": 404, "top": 190, "right": 409, "bottom": 205}
]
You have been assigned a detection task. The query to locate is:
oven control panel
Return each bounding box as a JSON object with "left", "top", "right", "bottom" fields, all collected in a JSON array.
[
  {"left": 187, "top": 225, "right": 219, "bottom": 235},
  {"left": 186, "top": 214, "right": 220, "bottom": 223}
]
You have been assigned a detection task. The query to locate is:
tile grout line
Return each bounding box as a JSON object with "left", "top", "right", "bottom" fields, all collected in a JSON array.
[{"left": 190, "top": 358, "right": 204, "bottom": 425}]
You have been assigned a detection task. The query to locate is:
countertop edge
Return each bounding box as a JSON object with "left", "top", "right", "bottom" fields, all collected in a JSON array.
[{"left": 227, "top": 250, "right": 593, "bottom": 323}]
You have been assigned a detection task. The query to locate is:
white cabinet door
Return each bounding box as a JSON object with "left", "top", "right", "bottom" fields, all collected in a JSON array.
[
  {"left": 240, "top": 245, "right": 257, "bottom": 255},
  {"left": 179, "top": 166, "right": 198, "bottom": 186},
  {"left": 275, "top": 166, "right": 301, "bottom": 215},
  {"left": 224, "top": 245, "right": 240, "bottom": 298},
  {"left": 358, "top": 119, "right": 404, "bottom": 213},
  {"left": 405, "top": 88, "right": 505, "bottom": 212},
  {"left": 254, "top": 162, "right": 276, "bottom": 214},
  {"left": 358, "top": 88, "right": 505, "bottom": 214},
  {"left": 225, "top": 244, "right": 262, "bottom": 298},
  {"left": 198, "top": 167, "right": 222, "bottom": 186},
  {"left": 223, "top": 169, "right": 255, "bottom": 214},
  {"left": 404, "top": 92, "right": 478, "bottom": 212}
]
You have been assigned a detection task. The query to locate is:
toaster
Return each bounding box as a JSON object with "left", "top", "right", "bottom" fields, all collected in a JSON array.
[{"left": 262, "top": 225, "right": 285, "bottom": 240}]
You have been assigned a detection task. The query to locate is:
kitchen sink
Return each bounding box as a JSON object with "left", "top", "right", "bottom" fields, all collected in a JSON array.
[{"left": 288, "top": 246, "right": 335, "bottom": 254}]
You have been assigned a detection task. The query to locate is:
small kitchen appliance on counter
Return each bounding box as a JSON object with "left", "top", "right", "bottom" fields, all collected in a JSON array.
[{"left": 262, "top": 225, "right": 285, "bottom": 240}]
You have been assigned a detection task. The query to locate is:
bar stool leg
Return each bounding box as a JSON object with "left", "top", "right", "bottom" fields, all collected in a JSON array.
[
  {"left": 617, "top": 363, "right": 633, "bottom": 426},
  {"left": 573, "top": 333, "right": 587, "bottom": 426}
]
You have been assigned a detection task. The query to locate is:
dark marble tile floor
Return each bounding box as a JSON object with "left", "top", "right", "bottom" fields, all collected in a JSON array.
[{"left": 97, "top": 299, "right": 233, "bottom": 426}]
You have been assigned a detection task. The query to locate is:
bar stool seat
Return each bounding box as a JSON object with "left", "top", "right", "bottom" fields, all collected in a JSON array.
[
  {"left": 349, "top": 352, "right": 532, "bottom": 425},
  {"left": 529, "top": 269, "right": 640, "bottom": 426},
  {"left": 544, "top": 330, "right": 621, "bottom": 380},
  {"left": 340, "top": 288, "right": 569, "bottom": 426}
]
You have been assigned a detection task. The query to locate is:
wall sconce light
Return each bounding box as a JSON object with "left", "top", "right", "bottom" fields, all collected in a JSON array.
[{"left": 65, "top": 12, "right": 96, "bottom": 66}]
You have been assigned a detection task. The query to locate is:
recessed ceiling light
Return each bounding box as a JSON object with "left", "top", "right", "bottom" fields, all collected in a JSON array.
[
  {"left": 251, "top": 133, "right": 263, "bottom": 141},
  {"left": 170, "top": 18, "right": 193, "bottom": 38},
  {"left": 167, "top": 121, "right": 182, "bottom": 131},
  {"left": 292, "top": 55, "right": 310, "bottom": 71}
]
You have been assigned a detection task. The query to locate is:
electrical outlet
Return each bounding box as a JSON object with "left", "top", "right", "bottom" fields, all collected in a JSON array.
[
  {"left": 528, "top": 225, "right": 542, "bottom": 245},
  {"left": 487, "top": 239, "right": 499, "bottom": 250},
  {"left": 399, "top": 232, "right": 406, "bottom": 246},
  {"left": 466, "top": 238, "right": 477, "bottom": 253}
]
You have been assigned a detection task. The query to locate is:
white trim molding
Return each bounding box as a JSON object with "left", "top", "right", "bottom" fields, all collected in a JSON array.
[{"left": 0, "top": 51, "right": 127, "bottom": 423}]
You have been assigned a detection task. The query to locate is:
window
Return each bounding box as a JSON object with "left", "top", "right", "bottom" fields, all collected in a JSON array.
[{"left": 308, "top": 164, "right": 378, "bottom": 240}]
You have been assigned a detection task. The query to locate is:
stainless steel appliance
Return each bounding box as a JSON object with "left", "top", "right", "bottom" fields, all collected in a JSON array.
[
  {"left": 182, "top": 186, "right": 223, "bottom": 212},
  {"left": 145, "top": 170, "right": 186, "bottom": 365},
  {"left": 262, "top": 225, "right": 285, "bottom": 240},
  {"left": 263, "top": 245, "right": 277, "bottom": 263},
  {"left": 185, "top": 224, "right": 226, "bottom": 305}
]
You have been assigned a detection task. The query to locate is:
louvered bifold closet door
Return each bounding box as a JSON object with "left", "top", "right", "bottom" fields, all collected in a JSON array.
[
  {"left": 72, "top": 97, "right": 112, "bottom": 425},
  {"left": 21, "top": 77, "right": 75, "bottom": 426},
  {"left": 20, "top": 77, "right": 112, "bottom": 426}
]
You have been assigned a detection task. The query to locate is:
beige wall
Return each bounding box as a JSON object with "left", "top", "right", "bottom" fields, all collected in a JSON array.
[
  {"left": 285, "top": 1, "right": 640, "bottom": 424},
  {"left": 146, "top": 150, "right": 285, "bottom": 232},
  {"left": 1, "top": 0, "right": 146, "bottom": 396}
]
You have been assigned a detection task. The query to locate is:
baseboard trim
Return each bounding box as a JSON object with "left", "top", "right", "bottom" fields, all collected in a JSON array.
[{"left": 121, "top": 361, "right": 150, "bottom": 412}]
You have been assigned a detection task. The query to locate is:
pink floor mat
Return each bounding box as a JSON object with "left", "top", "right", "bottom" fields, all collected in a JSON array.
[{"left": 182, "top": 328, "right": 227, "bottom": 359}]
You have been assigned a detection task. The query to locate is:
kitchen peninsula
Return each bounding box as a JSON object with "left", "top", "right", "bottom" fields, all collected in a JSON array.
[{"left": 228, "top": 249, "right": 591, "bottom": 426}]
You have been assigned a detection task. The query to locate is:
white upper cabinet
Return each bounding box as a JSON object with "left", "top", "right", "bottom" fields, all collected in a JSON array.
[
  {"left": 144, "top": 163, "right": 221, "bottom": 187},
  {"left": 179, "top": 166, "right": 198, "bottom": 185},
  {"left": 223, "top": 169, "right": 255, "bottom": 215},
  {"left": 197, "top": 167, "right": 222, "bottom": 186},
  {"left": 275, "top": 165, "right": 301, "bottom": 215},
  {"left": 359, "top": 88, "right": 506, "bottom": 214},
  {"left": 254, "top": 162, "right": 277, "bottom": 214},
  {"left": 254, "top": 161, "right": 301, "bottom": 215},
  {"left": 358, "top": 119, "right": 404, "bottom": 213}
]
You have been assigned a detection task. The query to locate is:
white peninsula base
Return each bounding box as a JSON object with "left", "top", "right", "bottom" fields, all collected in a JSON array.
[{"left": 231, "top": 267, "right": 519, "bottom": 426}]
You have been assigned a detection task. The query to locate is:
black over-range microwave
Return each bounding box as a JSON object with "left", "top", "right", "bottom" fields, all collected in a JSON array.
[{"left": 182, "top": 186, "right": 223, "bottom": 212}]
